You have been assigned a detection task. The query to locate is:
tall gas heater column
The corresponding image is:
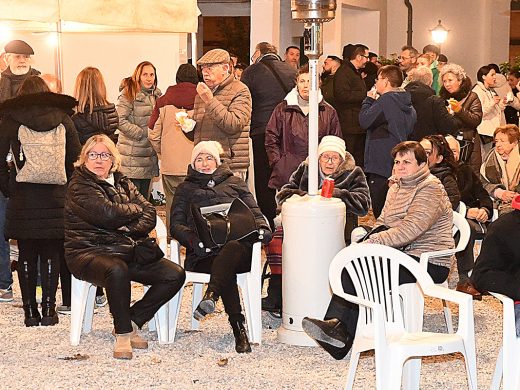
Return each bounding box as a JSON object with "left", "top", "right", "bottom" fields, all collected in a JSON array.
[{"left": 278, "top": 0, "right": 345, "bottom": 346}]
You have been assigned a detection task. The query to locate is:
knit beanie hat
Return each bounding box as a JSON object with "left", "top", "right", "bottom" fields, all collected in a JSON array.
[
  {"left": 318, "top": 136, "right": 346, "bottom": 161},
  {"left": 176, "top": 63, "right": 199, "bottom": 85},
  {"left": 191, "top": 141, "right": 223, "bottom": 168}
]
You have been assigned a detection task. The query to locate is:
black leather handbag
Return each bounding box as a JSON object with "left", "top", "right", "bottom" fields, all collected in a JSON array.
[
  {"left": 191, "top": 198, "right": 258, "bottom": 249},
  {"left": 133, "top": 237, "right": 164, "bottom": 266}
]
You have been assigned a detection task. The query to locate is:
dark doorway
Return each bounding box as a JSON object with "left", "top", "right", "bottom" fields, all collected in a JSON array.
[{"left": 202, "top": 16, "right": 251, "bottom": 66}]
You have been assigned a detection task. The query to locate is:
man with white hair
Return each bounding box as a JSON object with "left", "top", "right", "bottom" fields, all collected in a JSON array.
[
  {"left": 404, "top": 66, "right": 457, "bottom": 141},
  {"left": 0, "top": 40, "right": 40, "bottom": 103},
  {"left": 0, "top": 40, "right": 40, "bottom": 302}
]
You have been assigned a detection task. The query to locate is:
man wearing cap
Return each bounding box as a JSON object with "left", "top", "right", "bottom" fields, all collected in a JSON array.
[
  {"left": 148, "top": 63, "right": 198, "bottom": 234},
  {"left": 241, "top": 42, "right": 296, "bottom": 229},
  {"left": 190, "top": 48, "right": 252, "bottom": 180},
  {"left": 0, "top": 40, "right": 40, "bottom": 103},
  {"left": 0, "top": 40, "right": 40, "bottom": 303}
]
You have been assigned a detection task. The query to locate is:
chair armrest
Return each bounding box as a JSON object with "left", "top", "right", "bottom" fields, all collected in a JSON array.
[
  {"left": 170, "top": 239, "right": 181, "bottom": 265},
  {"left": 419, "top": 249, "right": 457, "bottom": 268},
  {"left": 334, "top": 290, "right": 375, "bottom": 310},
  {"left": 421, "top": 284, "right": 472, "bottom": 307}
]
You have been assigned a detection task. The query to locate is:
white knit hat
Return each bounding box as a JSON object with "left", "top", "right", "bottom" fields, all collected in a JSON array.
[
  {"left": 318, "top": 136, "right": 346, "bottom": 161},
  {"left": 191, "top": 141, "right": 224, "bottom": 168}
]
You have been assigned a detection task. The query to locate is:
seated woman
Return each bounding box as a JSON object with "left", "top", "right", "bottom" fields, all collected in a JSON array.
[
  {"left": 64, "top": 134, "right": 185, "bottom": 360},
  {"left": 480, "top": 124, "right": 520, "bottom": 216},
  {"left": 420, "top": 134, "right": 461, "bottom": 210},
  {"left": 470, "top": 195, "right": 520, "bottom": 336},
  {"left": 262, "top": 136, "right": 370, "bottom": 313},
  {"left": 445, "top": 135, "right": 493, "bottom": 298},
  {"left": 302, "top": 141, "right": 454, "bottom": 360},
  {"left": 170, "top": 141, "right": 271, "bottom": 354}
]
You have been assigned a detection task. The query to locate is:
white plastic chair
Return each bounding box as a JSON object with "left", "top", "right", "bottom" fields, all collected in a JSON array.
[
  {"left": 489, "top": 292, "right": 520, "bottom": 390},
  {"left": 70, "top": 215, "right": 171, "bottom": 346},
  {"left": 329, "top": 243, "right": 477, "bottom": 390},
  {"left": 457, "top": 200, "right": 467, "bottom": 217},
  {"left": 168, "top": 239, "right": 263, "bottom": 344},
  {"left": 419, "top": 211, "right": 471, "bottom": 333}
]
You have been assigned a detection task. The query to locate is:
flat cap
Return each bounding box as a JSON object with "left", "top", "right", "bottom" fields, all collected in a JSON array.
[
  {"left": 197, "top": 49, "right": 230, "bottom": 66},
  {"left": 4, "top": 40, "right": 34, "bottom": 55}
]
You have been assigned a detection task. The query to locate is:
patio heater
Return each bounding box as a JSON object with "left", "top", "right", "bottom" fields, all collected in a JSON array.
[{"left": 278, "top": 0, "right": 346, "bottom": 346}]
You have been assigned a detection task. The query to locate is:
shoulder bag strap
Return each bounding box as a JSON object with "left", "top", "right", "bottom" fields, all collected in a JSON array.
[{"left": 261, "top": 60, "right": 291, "bottom": 95}]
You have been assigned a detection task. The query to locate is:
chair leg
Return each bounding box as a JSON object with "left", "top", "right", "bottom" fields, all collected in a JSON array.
[
  {"left": 442, "top": 299, "right": 454, "bottom": 334},
  {"left": 83, "top": 284, "right": 96, "bottom": 334},
  {"left": 461, "top": 348, "right": 478, "bottom": 390},
  {"left": 345, "top": 351, "right": 361, "bottom": 390},
  {"left": 239, "top": 273, "right": 262, "bottom": 345},
  {"left": 191, "top": 283, "right": 203, "bottom": 330},
  {"left": 168, "top": 285, "right": 184, "bottom": 342},
  {"left": 154, "top": 300, "right": 169, "bottom": 344},
  {"left": 70, "top": 277, "right": 94, "bottom": 346}
]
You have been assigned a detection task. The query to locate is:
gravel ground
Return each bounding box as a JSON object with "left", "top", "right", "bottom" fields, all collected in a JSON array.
[{"left": 0, "top": 255, "right": 505, "bottom": 390}]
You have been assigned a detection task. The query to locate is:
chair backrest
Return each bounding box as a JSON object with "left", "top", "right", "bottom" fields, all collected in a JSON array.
[
  {"left": 452, "top": 211, "right": 471, "bottom": 252},
  {"left": 329, "top": 244, "right": 434, "bottom": 332},
  {"left": 456, "top": 201, "right": 467, "bottom": 218}
]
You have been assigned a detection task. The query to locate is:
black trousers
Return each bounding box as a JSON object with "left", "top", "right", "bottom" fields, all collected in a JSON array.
[
  {"left": 324, "top": 255, "right": 450, "bottom": 336},
  {"left": 79, "top": 256, "right": 185, "bottom": 334},
  {"left": 194, "top": 240, "right": 252, "bottom": 323},
  {"left": 366, "top": 173, "right": 389, "bottom": 218},
  {"left": 17, "top": 239, "right": 62, "bottom": 309},
  {"left": 251, "top": 133, "right": 277, "bottom": 230},
  {"left": 343, "top": 133, "right": 366, "bottom": 169},
  {"left": 129, "top": 178, "right": 151, "bottom": 199},
  {"left": 455, "top": 219, "right": 486, "bottom": 283}
]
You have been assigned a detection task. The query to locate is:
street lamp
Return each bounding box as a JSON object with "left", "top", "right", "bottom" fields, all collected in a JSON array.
[{"left": 430, "top": 19, "right": 449, "bottom": 51}]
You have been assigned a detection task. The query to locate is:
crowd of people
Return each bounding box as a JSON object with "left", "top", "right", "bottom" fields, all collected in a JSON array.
[{"left": 0, "top": 36, "right": 520, "bottom": 362}]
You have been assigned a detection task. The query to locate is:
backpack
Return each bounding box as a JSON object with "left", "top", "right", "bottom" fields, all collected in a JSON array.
[{"left": 15, "top": 123, "right": 67, "bottom": 185}]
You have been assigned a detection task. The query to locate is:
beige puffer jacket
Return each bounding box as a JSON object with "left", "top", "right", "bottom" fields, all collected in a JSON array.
[
  {"left": 116, "top": 87, "right": 162, "bottom": 179},
  {"left": 366, "top": 164, "right": 454, "bottom": 268},
  {"left": 192, "top": 75, "right": 252, "bottom": 172}
]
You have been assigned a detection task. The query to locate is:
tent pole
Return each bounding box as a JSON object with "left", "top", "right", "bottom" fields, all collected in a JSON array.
[{"left": 54, "top": 21, "right": 64, "bottom": 92}]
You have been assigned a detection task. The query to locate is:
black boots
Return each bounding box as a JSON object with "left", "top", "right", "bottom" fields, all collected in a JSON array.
[
  {"left": 302, "top": 317, "right": 354, "bottom": 360},
  {"left": 230, "top": 320, "right": 251, "bottom": 353},
  {"left": 262, "top": 274, "right": 282, "bottom": 313},
  {"left": 40, "top": 257, "right": 59, "bottom": 326},
  {"left": 23, "top": 306, "right": 41, "bottom": 327},
  {"left": 193, "top": 289, "right": 219, "bottom": 321},
  {"left": 41, "top": 304, "right": 59, "bottom": 326}
]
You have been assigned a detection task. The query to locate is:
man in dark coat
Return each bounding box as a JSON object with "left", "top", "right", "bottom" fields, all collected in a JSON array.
[
  {"left": 0, "top": 40, "right": 41, "bottom": 302},
  {"left": 241, "top": 42, "right": 296, "bottom": 229},
  {"left": 359, "top": 65, "right": 416, "bottom": 217},
  {"left": 332, "top": 44, "right": 369, "bottom": 167},
  {"left": 405, "top": 66, "right": 458, "bottom": 141},
  {"left": 321, "top": 55, "right": 341, "bottom": 106},
  {"left": 470, "top": 195, "right": 520, "bottom": 335}
]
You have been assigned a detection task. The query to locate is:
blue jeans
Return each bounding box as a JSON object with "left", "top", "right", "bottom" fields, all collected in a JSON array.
[{"left": 0, "top": 192, "right": 12, "bottom": 289}]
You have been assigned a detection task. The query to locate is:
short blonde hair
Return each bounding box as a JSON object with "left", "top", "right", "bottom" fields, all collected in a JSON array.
[{"left": 74, "top": 134, "right": 121, "bottom": 173}]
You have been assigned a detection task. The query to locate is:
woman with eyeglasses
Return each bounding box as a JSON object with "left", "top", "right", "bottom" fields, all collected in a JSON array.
[
  {"left": 0, "top": 75, "right": 81, "bottom": 327},
  {"left": 261, "top": 136, "right": 370, "bottom": 314},
  {"left": 265, "top": 64, "right": 342, "bottom": 191},
  {"left": 116, "top": 61, "right": 161, "bottom": 198},
  {"left": 64, "top": 134, "right": 185, "bottom": 359}
]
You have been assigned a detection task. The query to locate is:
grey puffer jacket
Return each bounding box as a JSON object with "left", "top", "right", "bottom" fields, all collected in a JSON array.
[
  {"left": 116, "top": 86, "right": 162, "bottom": 179},
  {"left": 191, "top": 75, "right": 252, "bottom": 172}
]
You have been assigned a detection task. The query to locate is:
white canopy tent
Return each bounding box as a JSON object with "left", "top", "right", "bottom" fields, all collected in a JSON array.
[{"left": 0, "top": 0, "right": 200, "bottom": 96}]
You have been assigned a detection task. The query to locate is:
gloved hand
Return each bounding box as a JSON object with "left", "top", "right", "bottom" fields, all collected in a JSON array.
[
  {"left": 257, "top": 229, "right": 273, "bottom": 244},
  {"left": 193, "top": 241, "right": 212, "bottom": 258}
]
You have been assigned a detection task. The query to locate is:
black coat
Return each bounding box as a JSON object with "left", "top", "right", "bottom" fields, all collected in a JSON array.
[
  {"left": 64, "top": 165, "right": 156, "bottom": 277},
  {"left": 332, "top": 61, "right": 367, "bottom": 136},
  {"left": 72, "top": 104, "right": 119, "bottom": 145},
  {"left": 454, "top": 162, "right": 493, "bottom": 217},
  {"left": 471, "top": 210, "right": 520, "bottom": 300},
  {"left": 240, "top": 54, "right": 297, "bottom": 136},
  {"left": 405, "top": 81, "right": 458, "bottom": 141},
  {"left": 0, "top": 68, "right": 41, "bottom": 103},
  {"left": 170, "top": 164, "right": 269, "bottom": 270},
  {"left": 0, "top": 92, "right": 81, "bottom": 240},
  {"left": 429, "top": 164, "right": 460, "bottom": 210}
]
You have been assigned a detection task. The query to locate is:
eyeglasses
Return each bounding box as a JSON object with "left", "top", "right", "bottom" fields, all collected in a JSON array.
[
  {"left": 194, "top": 155, "right": 215, "bottom": 164},
  {"left": 360, "top": 54, "right": 369, "bottom": 59},
  {"left": 87, "top": 151, "right": 112, "bottom": 161},
  {"left": 397, "top": 56, "right": 411, "bottom": 61},
  {"left": 320, "top": 154, "right": 341, "bottom": 164}
]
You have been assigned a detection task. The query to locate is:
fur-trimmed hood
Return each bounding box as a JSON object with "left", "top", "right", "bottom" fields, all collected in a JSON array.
[{"left": 0, "top": 92, "right": 77, "bottom": 131}]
